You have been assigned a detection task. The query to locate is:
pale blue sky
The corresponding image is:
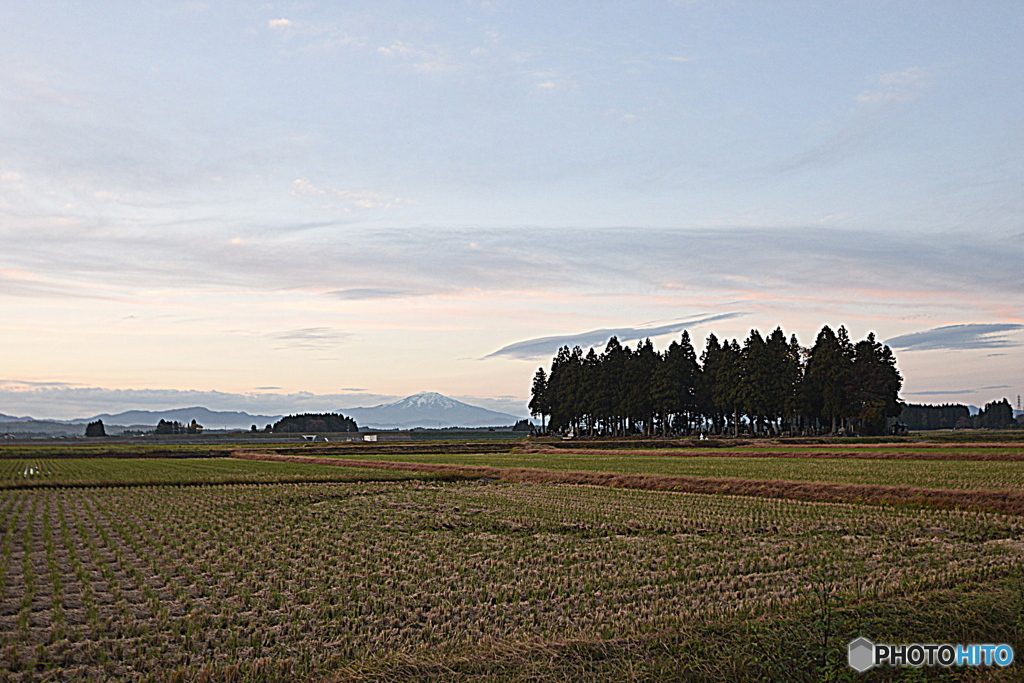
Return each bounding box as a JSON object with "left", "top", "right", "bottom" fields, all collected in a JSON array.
[{"left": 1, "top": 2, "right": 1021, "bottom": 418}]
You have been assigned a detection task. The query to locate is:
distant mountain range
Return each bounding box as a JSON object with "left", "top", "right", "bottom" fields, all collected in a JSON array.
[
  {"left": 342, "top": 392, "right": 524, "bottom": 429},
  {"left": 68, "top": 407, "right": 282, "bottom": 431},
  {"left": 1, "top": 393, "right": 527, "bottom": 434}
]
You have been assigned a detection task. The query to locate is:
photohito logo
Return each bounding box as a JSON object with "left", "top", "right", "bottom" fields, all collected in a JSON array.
[{"left": 848, "top": 637, "right": 1014, "bottom": 672}]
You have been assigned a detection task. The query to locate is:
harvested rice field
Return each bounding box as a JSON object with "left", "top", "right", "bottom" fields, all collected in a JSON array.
[
  {"left": 2, "top": 476, "right": 1023, "bottom": 681},
  {"left": 268, "top": 448, "right": 1024, "bottom": 491},
  {"left": 0, "top": 458, "right": 438, "bottom": 489},
  {"left": 2, "top": 440, "right": 1023, "bottom": 681}
]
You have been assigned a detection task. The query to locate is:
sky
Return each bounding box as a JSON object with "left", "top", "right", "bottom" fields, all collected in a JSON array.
[{"left": 1, "top": 1, "right": 1022, "bottom": 419}]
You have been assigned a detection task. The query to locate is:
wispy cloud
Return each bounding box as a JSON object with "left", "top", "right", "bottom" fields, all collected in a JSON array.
[
  {"left": 2, "top": 226, "right": 1022, "bottom": 310},
  {"left": 902, "top": 385, "right": 1010, "bottom": 396},
  {"left": 886, "top": 324, "right": 1024, "bottom": 351},
  {"left": 263, "top": 17, "right": 364, "bottom": 52},
  {"left": 484, "top": 312, "right": 748, "bottom": 360},
  {"left": 857, "top": 67, "right": 929, "bottom": 105},
  {"left": 767, "top": 67, "right": 929, "bottom": 175},
  {"left": 328, "top": 288, "right": 418, "bottom": 300},
  {"left": 377, "top": 41, "right": 452, "bottom": 73},
  {"left": 270, "top": 327, "right": 351, "bottom": 350},
  {"left": 291, "top": 179, "right": 411, "bottom": 212}
]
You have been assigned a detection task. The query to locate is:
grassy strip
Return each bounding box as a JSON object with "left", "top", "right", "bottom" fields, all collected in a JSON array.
[
  {"left": 535, "top": 437, "right": 1024, "bottom": 450},
  {"left": 525, "top": 445, "right": 1024, "bottom": 461},
  {"left": 0, "top": 445, "right": 235, "bottom": 459},
  {"left": 234, "top": 451, "right": 1024, "bottom": 516}
]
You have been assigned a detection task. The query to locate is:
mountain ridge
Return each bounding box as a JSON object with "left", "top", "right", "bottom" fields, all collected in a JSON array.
[
  {"left": 342, "top": 392, "right": 525, "bottom": 429},
  {"left": 72, "top": 407, "right": 283, "bottom": 430}
]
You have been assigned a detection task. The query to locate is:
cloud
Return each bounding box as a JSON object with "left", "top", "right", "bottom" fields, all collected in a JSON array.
[
  {"left": 0, "top": 379, "right": 80, "bottom": 389},
  {"left": 263, "top": 18, "right": 363, "bottom": 52},
  {"left": 902, "top": 385, "right": 1010, "bottom": 396},
  {"left": 885, "top": 324, "right": 1024, "bottom": 351},
  {"left": 377, "top": 42, "right": 415, "bottom": 57},
  {"left": 857, "top": 67, "right": 929, "bottom": 105},
  {"left": 453, "top": 394, "right": 529, "bottom": 416},
  {"left": 768, "top": 68, "right": 929, "bottom": 175},
  {"left": 377, "top": 41, "right": 452, "bottom": 73},
  {"left": 328, "top": 288, "right": 418, "bottom": 300},
  {"left": 484, "top": 312, "right": 749, "bottom": 360},
  {"left": 270, "top": 327, "right": 351, "bottom": 350},
  {"left": 291, "top": 179, "right": 411, "bottom": 211},
  {"left": 2, "top": 225, "right": 1022, "bottom": 313}
]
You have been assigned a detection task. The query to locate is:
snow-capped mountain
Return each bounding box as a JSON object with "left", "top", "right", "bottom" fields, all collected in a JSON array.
[{"left": 341, "top": 392, "right": 524, "bottom": 429}]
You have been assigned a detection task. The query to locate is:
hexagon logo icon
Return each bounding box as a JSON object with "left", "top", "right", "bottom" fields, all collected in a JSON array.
[{"left": 848, "top": 637, "right": 875, "bottom": 672}]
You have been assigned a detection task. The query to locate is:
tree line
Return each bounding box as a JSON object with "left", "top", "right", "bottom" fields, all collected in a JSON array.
[
  {"left": 272, "top": 413, "right": 359, "bottom": 433},
  {"left": 902, "top": 400, "right": 1020, "bottom": 431},
  {"left": 529, "top": 325, "right": 903, "bottom": 437},
  {"left": 156, "top": 419, "right": 203, "bottom": 435}
]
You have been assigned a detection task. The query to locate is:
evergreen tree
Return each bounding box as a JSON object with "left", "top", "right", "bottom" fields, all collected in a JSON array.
[
  {"left": 900, "top": 403, "right": 970, "bottom": 430},
  {"left": 762, "top": 327, "right": 799, "bottom": 435},
  {"left": 581, "top": 348, "right": 601, "bottom": 435},
  {"left": 528, "top": 367, "right": 550, "bottom": 434},
  {"left": 629, "top": 339, "right": 659, "bottom": 436},
  {"left": 741, "top": 329, "right": 771, "bottom": 435},
  {"left": 849, "top": 332, "right": 903, "bottom": 434},
  {"left": 272, "top": 413, "right": 358, "bottom": 433},
  {"left": 697, "top": 334, "right": 725, "bottom": 435},
  {"left": 975, "top": 399, "right": 1016, "bottom": 429},
  {"left": 546, "top": 346, "right": 584, "bottom": 433},
  {"left": 805, "top": 326, "right": 853, "bottom": 433},
  {"left": 599, "top": 337, "right": 628, "bottom": 436},
  {"left": 535, "top": 323, "right": 903, "bottom": 439},
  {"left": 784, "top": 334, "right": 806, "bottom": 434}
]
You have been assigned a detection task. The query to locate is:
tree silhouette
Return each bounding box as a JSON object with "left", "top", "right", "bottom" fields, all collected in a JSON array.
[
  {"left": 534, "top": 324, "right": 906, "bottom": 438},
  {"left": 528, "top": 367, "right": 550, "bottom": 434}
]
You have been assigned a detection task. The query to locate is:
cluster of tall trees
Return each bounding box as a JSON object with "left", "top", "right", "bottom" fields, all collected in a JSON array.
[
  {"left": 529, "top": 325, "right": 903, "bottom": 437},
  {"left": 84, "top": 420, "right": 106, "bottom": 437},
  {"left": 899, "top": 404, "right": 970, "bottom": 430},
  {"left": 973, "top": 399, "right": 1020, "bottom": 430},
  {"left": 155, "top": 419, "right": 203, "bottom": 435},
  {"left": 894, "top": 400, "right": 1020, "bottom": 431},
  {"left": 272, "top": 413, "right": 358, "bottom": 433}
]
